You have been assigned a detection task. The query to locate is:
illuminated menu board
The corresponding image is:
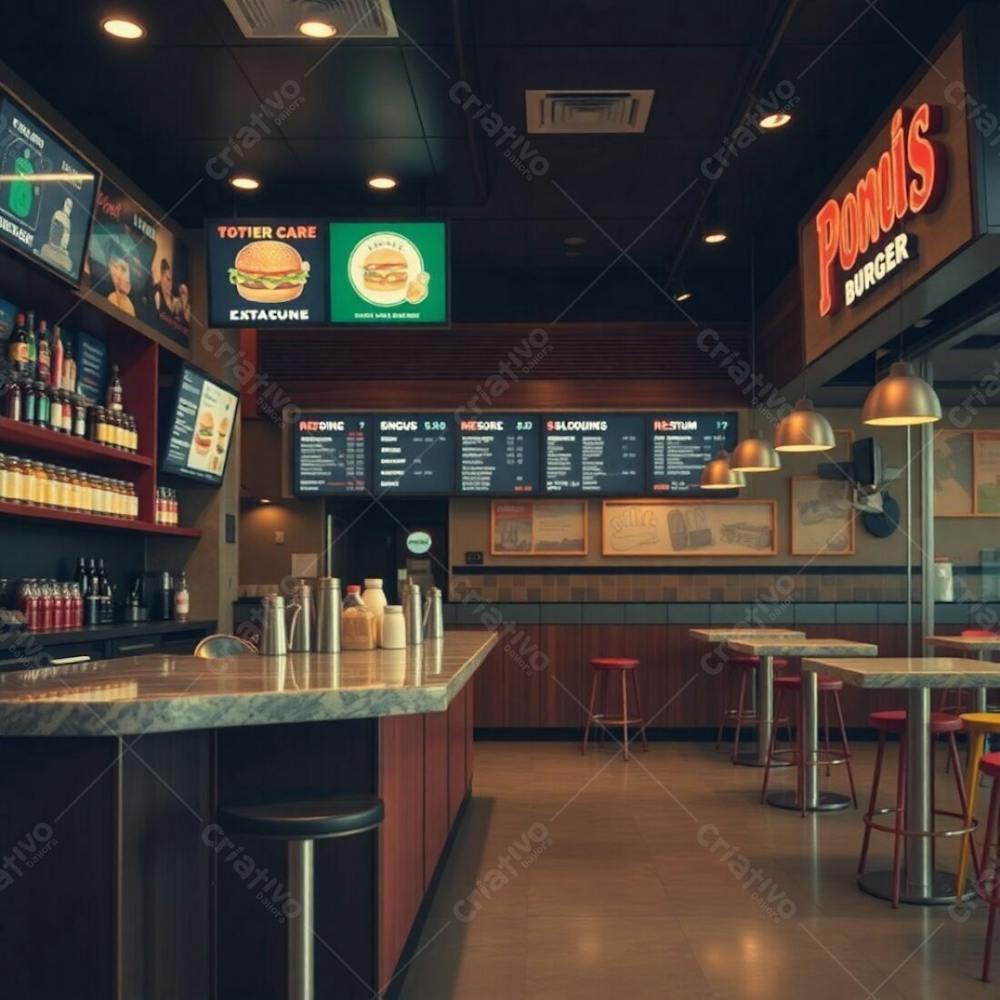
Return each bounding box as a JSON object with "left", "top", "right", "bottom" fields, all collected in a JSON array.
[
  {"left": 457, "top": 414, "right": 540, "bottom": 495},
  {"left": 648, "top": 412, "right": 738, "bottom": 494},
  {"left": 375, "top": 414, "right": 454, "bottom": 493},
  {"left": 543, "top": 414, "right": 645, "bottom": 495},
  {"left": 294, "top": 414, "right": 369, "bottom": 495}
]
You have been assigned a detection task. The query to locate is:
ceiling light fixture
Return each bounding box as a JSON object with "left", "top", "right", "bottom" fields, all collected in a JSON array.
[
  {"left": 702, "top": 191, "right": 728, "bottom": 245},
  {"left": 297, "top": 20, "right": 337, "bottom": 38},
  {"left": 230, "top": 175, "right": 260, "bottom": 191},
  {"left": 367, "top": 174, "right": 398, "bottom": 191},
  {"left": 862, "top": 361, "right": 942, "bottom": 426},
  {"left": 775, "top": 398, "right": 835, "bottom": 452},
  {"left": 759, "top": 111, "right": 792, "bottom": 130},
  {"left": 259, "top": 498, "right": 272, "bottom": 504},
  {"left": 101, "top": 16, "right": 146, "bottom": 40},
  {"left": 700, "top": 451, "right": 747, "bottom": 490}
]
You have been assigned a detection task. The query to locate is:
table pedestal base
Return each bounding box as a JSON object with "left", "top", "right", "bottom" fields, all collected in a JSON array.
[
  {"left": 858, "top": 869, "right": 972, "bottom": 905},
  {"left": 766, "top": 789, "right": 851, "bottom": 812},
  {"left": 733, "top": 751, "right": 790, "bottom": 768}
]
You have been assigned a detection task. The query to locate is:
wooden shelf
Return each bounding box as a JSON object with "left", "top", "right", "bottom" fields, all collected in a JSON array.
[
  {"left": 0, "top": 417, "right": 153, "bottom": 469},
  {"left": 0, "top": 501, "right": 200, "bottom": 537}
]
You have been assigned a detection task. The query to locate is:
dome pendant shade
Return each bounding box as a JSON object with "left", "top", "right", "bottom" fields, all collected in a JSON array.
[
  {"left": 862, "top": 361, "right": 942, "bottom": 426},
  {"left": 730, "top": 429, "right": 781, "bottom": 473},
  {"left": 700, "top": 451, "right": 747, "bottom": 489},
  {"left": 775, "top": 398, "right": 836, "bottom": 452}
]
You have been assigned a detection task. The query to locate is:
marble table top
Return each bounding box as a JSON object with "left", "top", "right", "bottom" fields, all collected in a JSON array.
[
  {"left": 690, "top": 628, "right": 806, "bottom": 642},
  {"left": 0, "top": 631, "right": 497, "bottom": 737},
  {"left": 727, "top": 637, "right": 878, "bottom": 657},
  {"left": 802, "top": 656, "right": 1000, "bottom": 688},
  {"left": 927, "top": 635, "right": 1000, "bottom": 653}
]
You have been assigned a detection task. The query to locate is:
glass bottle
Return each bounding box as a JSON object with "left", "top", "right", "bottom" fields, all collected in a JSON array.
[
  {"left": 107, "top": 364, "right": 123, "bottom": 412},
  {"left": 7, "top": 313, "right": 29, "bottom": 374},
  {"left": 73, "top": 396, "right": 86, "bottom": 438},
  {"left": 8, "top": 457, "right": 24, "bottom": 503},
  {"left": 5, "top": 378, "right": 21, "bottom": 421},
  {"left": 0, "top": 453, "right": 7, "bottom": 502},
  {"left": 23, "top": 380, "right": 37, "bottom": 424},
  {"left": 41, "top": 463, "right": 56, "bottom": 507},
  {"left": 36, "top": 382, "right": 50, "bottom": 428}
]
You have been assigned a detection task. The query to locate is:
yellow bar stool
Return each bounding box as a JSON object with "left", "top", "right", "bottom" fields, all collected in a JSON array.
[{"left": 957, "top": 712, "right": 1000, "bottom": 896}]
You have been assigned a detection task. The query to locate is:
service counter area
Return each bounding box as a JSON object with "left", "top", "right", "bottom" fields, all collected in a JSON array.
[{"left": 0, "top": 630, "right": 495, "bottom": 999}]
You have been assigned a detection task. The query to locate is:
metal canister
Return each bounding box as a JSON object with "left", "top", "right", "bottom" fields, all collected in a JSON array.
[
  {"left": 424, "top": 586, "right": 444, "bottom": 639},
  {"left": 315, "top": 577, "right": 342, "bottom": 653},
  {"left": 289, "top": 581, "right": 313, "bottom": 652},
  {"left": 259, "top": 593, "right": 289, "bottom": 656},
  {"left": 404, "top": 583, "right": 423, "bottom": 646}
]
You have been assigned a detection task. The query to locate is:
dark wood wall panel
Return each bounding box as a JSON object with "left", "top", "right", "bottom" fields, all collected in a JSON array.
[
  {"left": 423, "top": 712, "right": 449, "bottom": 888},
  {"left": 539, "top": 623, "right": 585, "bottom": 727}
]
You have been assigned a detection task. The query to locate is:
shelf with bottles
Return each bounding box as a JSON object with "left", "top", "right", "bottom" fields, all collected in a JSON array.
[{"left": 0, "top": 500, "right": 201, "bottom": 537}]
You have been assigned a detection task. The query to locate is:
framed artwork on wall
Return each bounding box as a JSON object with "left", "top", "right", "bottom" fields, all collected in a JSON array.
[
  {"left": 490, "top": 500, "right": 588, "bottom": 556},
  {"left": 789, "top": 476, "right": 855, "bottom": 555}
]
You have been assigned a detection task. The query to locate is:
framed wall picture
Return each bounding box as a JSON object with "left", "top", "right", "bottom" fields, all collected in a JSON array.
[
  {"left": 975, "top": 431, "right": 1000, "bottom": 515},
  {"left": 789, "top": 476, "right": 855, "bottom": 556},
  {"left": 601, "top": 500, "right": 777, "bottom": 557},
  {"left": 490, "top": 500, "right": 588, "bottom": 556},
  {"left": 934, "top": 430, "right": 1000, "bottom": 517}
]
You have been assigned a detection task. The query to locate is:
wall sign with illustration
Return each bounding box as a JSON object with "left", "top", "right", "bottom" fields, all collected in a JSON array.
[
  {"left": 207, "top": 220, "right": 326, "bottom": 327},
  {"left": 601, "top": 500, "right": 777, "bottom": 557},
  {"left": 74, "top": 331, "right": 108, "bottom": 404},
  {"left": 329, "top": 221, "right": 447, "bottom": 325},
  {"left": 84, "top": 178, "right": 192, "bottom": 347},
  {"left": 0, "top": 91, "right": 98, "bottom": 285},
  {"left": 491, "top": 500, "right": 588, "bottom": 556},
  {"left": 935, "top": 430, "right": 1000, "bottom": 516},
  {"left": 789, "top": 476, "right": 855, "bottom": 555}
]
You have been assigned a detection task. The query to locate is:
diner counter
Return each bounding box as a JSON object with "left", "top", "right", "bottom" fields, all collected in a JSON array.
[{"left": 0, "top": 630, "right": 497, "bottom": 737}]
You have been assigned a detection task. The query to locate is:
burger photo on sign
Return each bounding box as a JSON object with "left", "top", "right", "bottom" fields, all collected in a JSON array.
[
  {"left": 348, "top": 232, "right": 430, "bottom": 307},
  {"left": 228, "top": 240, "right": 311, "bottom": 303}
]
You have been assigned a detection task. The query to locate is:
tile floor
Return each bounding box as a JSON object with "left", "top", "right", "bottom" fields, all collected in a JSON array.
[{"left": 398, "top": 738, "right": 994, "bottom": 1000}]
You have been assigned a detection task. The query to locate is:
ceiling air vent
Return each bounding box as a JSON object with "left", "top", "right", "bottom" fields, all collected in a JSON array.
[
  {"left": 525, "top": 90, "right": 654, "bottom": 134},
  {"left": 224, "top": 0, "right": 398, "bottom": 39}
]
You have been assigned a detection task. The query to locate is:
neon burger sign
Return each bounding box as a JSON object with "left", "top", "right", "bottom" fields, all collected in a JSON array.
[{"left": 814, "top": 103, "right": 946, "bottom": 317}]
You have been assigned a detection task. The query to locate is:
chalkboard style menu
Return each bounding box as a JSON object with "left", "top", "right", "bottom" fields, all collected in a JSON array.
[
  {"left": 0, "top": 92, "right": 98, "bottom": 284},
  {"left": 375, "top": 414, "right": 454, "bottom": 493},
  {"left": 294, "top": 414, "right": 370, "bottom": 495},
  {"left": 162, "top": 364, "right": 239, "bottom": 485},
  {"left": 543, "top": 414, "right": 645, "bottom": 495},
  {"left": 648, "top": 412, "right": 738, "bottom": 494},
  {"left": 457, "top": 415, "right": 540, "bottom": 495}
]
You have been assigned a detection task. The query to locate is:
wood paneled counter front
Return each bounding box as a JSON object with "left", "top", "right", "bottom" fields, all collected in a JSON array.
[{"left": 0, "top": 631, "right": 495, "bottom": 1000}]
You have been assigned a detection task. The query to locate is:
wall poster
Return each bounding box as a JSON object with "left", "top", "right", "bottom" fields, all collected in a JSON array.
[
  {"left": 789, "top": 476, "right": 855, "bottom": 555},
  {"left": 490, "top": 500, "right": 588, "bottom": 556}
]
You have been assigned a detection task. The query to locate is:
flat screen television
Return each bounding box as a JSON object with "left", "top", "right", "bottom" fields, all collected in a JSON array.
[{"left": 161, "top": 363, "right": 239, "bottom": 485}]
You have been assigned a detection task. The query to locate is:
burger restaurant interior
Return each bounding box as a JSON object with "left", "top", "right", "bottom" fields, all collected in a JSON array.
[{"left": 3, "top": 2, "right": 1000, "bottom": 999}]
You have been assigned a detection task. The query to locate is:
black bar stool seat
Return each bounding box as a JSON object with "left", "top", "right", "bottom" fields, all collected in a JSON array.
[{"left": 218, "top": 793, "right": 384, "bottom": 1000}]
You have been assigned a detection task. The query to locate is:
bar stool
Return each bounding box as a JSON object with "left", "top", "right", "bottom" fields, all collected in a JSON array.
[
  {"left": 969, "top": 752, "right": 1000, "bottom": 980},
  {"left": 938, "top": 630, "right": 998, "bottom": 714},
  {"left": 715, "top": 655, "right": 790, "bottom": 763},
  {"left": 956, "top": 712, "right": 1000, "bottom": 897},
  {"left": 218, "top": 793, "right": 385, "bottom": 1000},
  {"left": 582, "top": 657, "right": 647, "bottom": 761},
  {"left": 858, "top": 710, "right": 970, "bottom": 908},
  {"left": 760, "top": 674, "right": 857, "bottom": 813}
]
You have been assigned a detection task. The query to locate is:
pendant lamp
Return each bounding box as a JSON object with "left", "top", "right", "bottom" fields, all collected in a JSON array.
[
  {"left": 700, "top": 451, "right": 747, "bottom": 489},
  {"left": 775, "top": 397, "right": 835, "bottom": 452},
  {"left": 862, "top": 361, "right": 942, "bottom": 426}
]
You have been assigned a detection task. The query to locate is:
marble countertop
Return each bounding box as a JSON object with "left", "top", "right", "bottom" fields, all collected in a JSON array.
[
  {"left": 690, "top": 628, "right": 805, "bottom": 642},
  {"left": 802, "top": 656, "right": 1000, "bottom": 688},
  {"left": 0, "top": 631, "right": 497, "bottom": 737},
  {"left": 727, "top": 638, "right": 878, "bottom": 657},
  {"left": 926, "top": 635, "right": 1000, "bottom": 652}
]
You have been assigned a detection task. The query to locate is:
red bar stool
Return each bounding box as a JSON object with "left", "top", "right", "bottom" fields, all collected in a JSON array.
[
  {"left": 938, "top": 630, "right": 997, "bottom": 714},
  {"left": 582, "top": 657, "right": 647, "bottom": 761},
  {"left": 760, "top": 674, "right": 857, "bottom": 813},
  {"left": 972, "top": 753, "right": 1000, "bottom": 980},
  {"left": 857, "top": 709, "right": 971, "bottom": 908},
  {"left": 715, "top": 655, "right": 790, "bottom": 763}
]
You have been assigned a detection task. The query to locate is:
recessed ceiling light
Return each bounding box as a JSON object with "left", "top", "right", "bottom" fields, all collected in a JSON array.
[
  {"left": 297, "top": 20, "right": 337, "bottom": 38},
  {"left": 760, "top": 111, "right": 792, "bottom": 130},
  {"left": 367, "top": 174, "right": 398, "bottom": 191},
  {"left": 702, "top": 230, "right": 728, "bottom": 245},
  {"left": 101, "top": 16, "right": 146, "bottom": 40},
  {"left": 230, "top": 175, "right": 260, "bottom": 191},
  {"left": 563, "top": 236, "right": 586, "bottom": 247},
  {"left": 259, "top": 498, "right": 272, "bottom": 504}
]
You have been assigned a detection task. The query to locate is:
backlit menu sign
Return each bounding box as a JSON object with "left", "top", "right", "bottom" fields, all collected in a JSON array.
[
  {"left": 207, "top": 220, "right": 326, "bottom": 327},
  {"left": 375, "top": 414, "right": 454, "bottom": 493},
  {"left": 294, "top": 415, "right": 369, "bottom": 495},
  {"left": 457, "top": 415, "right": 540, "bottom": 495},
  {"left": 0, "top": 93, "right": 98, "bottom": 284},
  {"left": 648, "top": 412, "right": 738, "bottom": 494},
  {"left": 543, "top": 415, "right": 644, "bottom": 495},
  {"left": 162, "top": 364, "right": 238, "bottom": 485}
]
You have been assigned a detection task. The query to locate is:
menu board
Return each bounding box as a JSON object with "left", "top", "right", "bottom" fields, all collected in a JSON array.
[
  {"left": 329, "top": 221, "right": 448, "bottom": 325},
  {"left": 648, "top": 412, "right": 738, "bottom": 495},
  {"left": 207, "top": 220, "right": 326, "bottom": 327},
  {"left": 294, "top": 414, "right": 370, "bottom": 495},
  {"left": 0, "top": 93, "right": 98, "bottom": 284},
  {"left": 375, "top": 414, "right": 454, "bottom": 493},
  {"left": 457, "top": 414, "right": 540, "bottom": 495},
  {"left": 162, "top": 365, "right": 239, "bottom": 484},
  {"left": 543, "top": 414, "right": 645, "bottom": 495}
]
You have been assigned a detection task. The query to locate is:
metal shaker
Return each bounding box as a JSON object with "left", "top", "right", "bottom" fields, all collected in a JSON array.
[
  {"left": 423, "top": 586, "right": 444, "bottom": 640},
  {"left": 315, "top": 577, "right": 342, "bottom": 653},
  {"left": 260, "top": 593, "right": 296, "bottom": 656},
  {"left": 289, "top": 581, "right": 313, "bottom": 652},
  {"left": 404, "top": 583, "right": 423, "bottom": 645}
]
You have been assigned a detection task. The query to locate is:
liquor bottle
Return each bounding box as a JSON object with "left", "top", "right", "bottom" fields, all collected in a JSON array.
[
  {"left": 51, "top": 326, "right": 64, "bottom": 391},
  {"left": 62, "top": 337, "right": 77, "bottom": 393},
  {"left": 76, "top": 556, "right": 89, "bottom": 597},
  {"left": 97, "top": 559, "right": 113, "bottom": 623},
  {"left": 25, "top": 312, "right": 36, "bottom": 381},
  {"left": 173, "top": 571, "right": 189, "bottom": 622},
  {"left": 36, "top": 320, "right": 51, "bottom": 384},
  {"left": 107, "top": 364, "right": 123, "bottom": 412},
  {"left": 86, "top": 557, "right": 98, "bottom": 598},
  {"left": 7, "top": 313, "right": 29, "bottom": 373}
]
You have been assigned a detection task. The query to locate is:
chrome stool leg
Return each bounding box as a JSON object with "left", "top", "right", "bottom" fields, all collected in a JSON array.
[{"left": 288, "top": 839, "right": 315, "bottom": 1000}]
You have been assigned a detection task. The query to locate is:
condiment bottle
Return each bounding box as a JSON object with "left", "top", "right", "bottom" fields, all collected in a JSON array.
[
  {"left": 342, "top": 585, "right": 377, "bottom": 650},
  {"left": 362, "top": 578, "right": 388, "bottom": 645}
]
